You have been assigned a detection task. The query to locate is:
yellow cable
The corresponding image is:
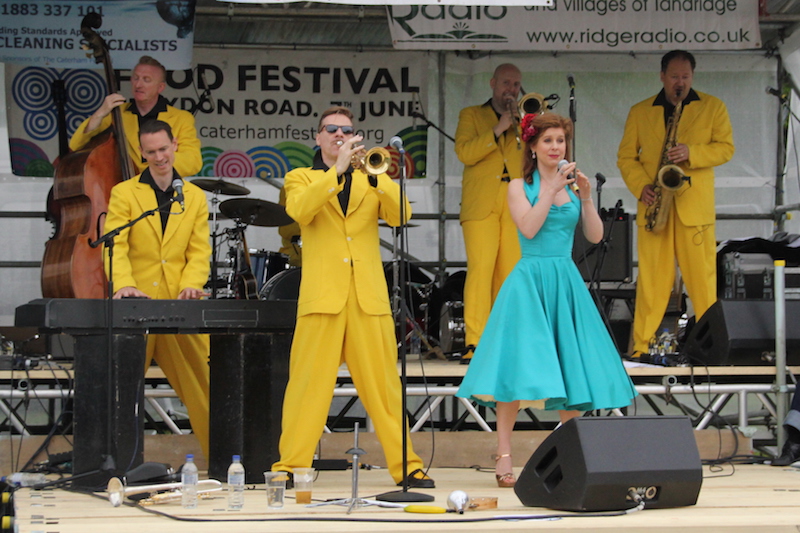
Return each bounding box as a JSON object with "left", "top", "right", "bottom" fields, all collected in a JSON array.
[{"left": 404, "top": 505, "right": 447, "bottom": 514}]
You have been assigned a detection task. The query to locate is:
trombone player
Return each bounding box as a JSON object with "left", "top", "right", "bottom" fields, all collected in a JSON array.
[
  {"left": 617, "top": 50, "right": 734, "bottom": 361},
  {"left": 454, "top": 63, "right": 525, "bottom": 361},
  {"left": 271, "top": 106, "right": 434, "bottom": 489}
]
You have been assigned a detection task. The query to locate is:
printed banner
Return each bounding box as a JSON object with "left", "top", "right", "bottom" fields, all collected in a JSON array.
[
  {"left": 6, "top": 48, "right": 430, "bottom": 180},
  {"left": 225, "top": 0, "right": 553, "bottom": 5},
  {"left": 0, "top": 0, "right": 195, "bottom": 70},
  {"left": 388, "top": 0, "right": 761, "bottom": 51}
]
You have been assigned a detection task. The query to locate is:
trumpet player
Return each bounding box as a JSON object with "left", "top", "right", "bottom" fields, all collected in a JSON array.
[
  {"left": 454, "top": 63, "right": 524, "bottom": 361},
  {"left": 617, "top": 50, "right": 734, "bottom": 361},
  {"left": 272, "top": 106, "right": 434, "bottom": 489}
]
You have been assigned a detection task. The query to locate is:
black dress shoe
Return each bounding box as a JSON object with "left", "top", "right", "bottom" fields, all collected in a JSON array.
[
  {"left": 772, "top": 439, "right": 800, "bottom": 466},
  {"left": 397, "top": 468, "right": 435, "bottom": 489}
]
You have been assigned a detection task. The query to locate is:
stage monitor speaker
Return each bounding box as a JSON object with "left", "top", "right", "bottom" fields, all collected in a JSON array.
[
  {"left": 573, "top": 211, "right": 632, "bottom": 282},
  {"left": 682, "top": 299, "right": 800, "bottom": 366},
  {"left": 514, "top": 416, "right": 702, "bottom": 511}
]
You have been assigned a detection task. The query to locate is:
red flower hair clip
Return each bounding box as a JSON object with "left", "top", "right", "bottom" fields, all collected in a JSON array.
[{"left": 520, "top": 113, "right": 539, "bottom": 143}]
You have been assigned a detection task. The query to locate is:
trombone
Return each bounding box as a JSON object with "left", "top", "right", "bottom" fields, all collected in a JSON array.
[{"left": 509, "top": 92, "right": 549, "bottom": 148}]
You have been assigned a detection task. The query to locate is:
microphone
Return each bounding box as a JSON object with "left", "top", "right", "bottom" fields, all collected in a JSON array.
[
  {"left": 558, "top": 159, "right": 579, "bottom": 193},
  {"left": 389, "top": 136, "right": 405, "bottom": 153},
  {"left": 171, "top": 178, "right": 185, "bottom": 209},
  {"left": 595, "top": 172, "right": 607, "bottom": 185},
  {"left": 447, "top": 490, "right": 469, "bottom": 514},
  {"left": 567, "top": 74, "right": 575, "bottom": 89},
  {"left": 766, "top": 86, "right": 784, "bottom": 100}
]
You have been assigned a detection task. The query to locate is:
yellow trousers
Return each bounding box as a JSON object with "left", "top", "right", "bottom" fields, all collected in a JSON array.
[
  {"left": 461, "top": 182, "right": 521, "bottom": 349},
  {"left": 632, "top": 209, "right": 716, "bottom": 354},
  {"left": 273, "top": 275, "right": 424, "bottom": 484},
  {"left": 145, "top": 281, "right": 210, "bottom": 460}
]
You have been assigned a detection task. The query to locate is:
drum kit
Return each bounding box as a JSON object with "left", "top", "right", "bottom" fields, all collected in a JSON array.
[{"left": 191, "top": 178, "right": 294, "bottom": 300}]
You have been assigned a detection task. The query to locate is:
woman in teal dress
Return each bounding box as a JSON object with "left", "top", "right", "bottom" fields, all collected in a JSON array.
[{"left": 456, "top": 113, "right": 637, "bottom": 488}]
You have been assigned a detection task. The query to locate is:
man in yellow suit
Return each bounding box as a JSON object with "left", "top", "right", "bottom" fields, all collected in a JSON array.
[
  {"left": 454, "top": 63, "right": 523, "bottom": 360},
  {"left": 103, "top": 120, "right": 212, "bottom": 458},
  {"left": 70, "top": 55, "right": 202, "bottom": 178},
  {"left": 617, "top": 50, "right": 734, "bottom": 359},
  {"left": 272, "top": 106, "right": 434, "bottom": 489}
]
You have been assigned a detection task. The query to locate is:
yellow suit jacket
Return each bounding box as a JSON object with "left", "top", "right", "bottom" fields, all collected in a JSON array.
[
  {"left": 103, "top": 175, "right": 211, "bottom": 297},
  {"left": 284, "top": 165, "right": 411, "bottom": 317},
  {"left": 617, "top": 90, "right": 734, "bottom": 227},
  {"left": 70, "top": 98, "right": 202, "bottom": 178},
  {"left": 455, "top": 102, "right": 523, "bottom": 222}
]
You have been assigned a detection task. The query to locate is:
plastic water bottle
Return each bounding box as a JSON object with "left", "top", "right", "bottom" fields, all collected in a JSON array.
[
  {"left": 227, "top": 455, "right": 245, "bottom": 510},
  {"left": 181, "top": 454, "right": 198, "bottom": 509},
  {"left": 662, "top": 329, "right": 673, "bottom": 354},
  {"left": 1, "top": 472, "right": 46, "bottom": 487}
]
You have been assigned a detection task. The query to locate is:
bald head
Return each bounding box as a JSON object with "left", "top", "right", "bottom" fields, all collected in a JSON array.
[{"left": 490, "top": 63, "right": 522, "bottom": 112}]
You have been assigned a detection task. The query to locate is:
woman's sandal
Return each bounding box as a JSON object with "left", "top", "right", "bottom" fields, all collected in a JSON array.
[{"left": 492, "top": 453, "right": 517, "bottom": 488}]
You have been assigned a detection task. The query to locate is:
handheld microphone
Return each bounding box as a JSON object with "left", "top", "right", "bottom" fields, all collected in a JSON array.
[
  {"left": 389, "top": 136, "right": 405, "bottom": 153},
  {"left": 558, "top": 159, "right": 579, "bottom": 193},
  {"left": 172, "top": 178, "right": 185, "bottom": 209},
  {"left": 447, "top": 490, "right": 469, "bottom": 514},
  {"left": 567, "top": 74, "right": 575, "bottom": 90}
]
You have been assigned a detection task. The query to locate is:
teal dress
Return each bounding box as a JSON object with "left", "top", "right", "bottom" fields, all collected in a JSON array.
[{"left": 456, "top": 173, "right": 637, "bottom": 411}]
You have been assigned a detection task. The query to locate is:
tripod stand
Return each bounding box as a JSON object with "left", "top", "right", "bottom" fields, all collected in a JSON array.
[{"left": 307, "top": 423, "right": 405, "bottom": 513}]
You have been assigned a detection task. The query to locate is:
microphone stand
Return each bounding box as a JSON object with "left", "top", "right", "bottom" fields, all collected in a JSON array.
[
  {"left": 375, "top": 144, "right": 433, "bottom": 504},
  {"left": 85, "top": 199, "right": 175, "bottom": 479},
  {"left": 410, "top": 111, "right": 454, "bottom": 143}
]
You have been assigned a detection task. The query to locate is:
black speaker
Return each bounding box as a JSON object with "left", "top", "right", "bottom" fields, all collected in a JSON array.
[
  {"left": 73, "top": 334, "right": 146, "bottom": 489},
  {"left": 514, "top": 416, "right": 702, "bottom": 511},
  {"left": 682, "top": 299, "right": 800, "bottom": 366},
  {"left": 208, "top": 331, "right": 292, "bottom": 484},
  {"left": 573, "top": 210, "right": 632, "bottom": 282}
]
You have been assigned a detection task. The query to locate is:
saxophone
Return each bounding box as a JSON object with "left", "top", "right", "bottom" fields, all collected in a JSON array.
[{"left": 644, "top": 97, "right": 687, "bottom": 233}]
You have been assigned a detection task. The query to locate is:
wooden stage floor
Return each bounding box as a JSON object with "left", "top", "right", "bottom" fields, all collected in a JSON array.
[{"left": 11, "top": 464, "right": 800, "bottom": 532}]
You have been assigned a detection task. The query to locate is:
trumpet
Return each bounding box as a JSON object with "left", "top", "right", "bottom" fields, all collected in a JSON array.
[
  {"left": 106, "top": 476, "right": 223, "bottom": 507},
  {"left": 352, "top": 146, "right": 392, "bottom": 176},
  {"left": 335, "top": 141, "right": 392, "bottom": 176}
]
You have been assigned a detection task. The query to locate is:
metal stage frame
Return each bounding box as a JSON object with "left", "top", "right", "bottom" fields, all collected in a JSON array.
[{"left": 2, "top": 363, "right": 797, "bottom": 439}]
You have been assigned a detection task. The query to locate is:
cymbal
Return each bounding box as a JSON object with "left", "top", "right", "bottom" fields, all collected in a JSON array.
[
  {"left": 191, "top": 178, "right": 251, "bottom": 196},
  {"left": 379, "top": 222, "right": 419, "bottom": 228},
  {"left": 219, "top": 198, "right": 294, "bottom": 227}
]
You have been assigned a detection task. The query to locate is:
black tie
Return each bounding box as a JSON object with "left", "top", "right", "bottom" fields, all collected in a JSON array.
[{"left": 338, "top": 172, "right": 353, "bottom": 215}]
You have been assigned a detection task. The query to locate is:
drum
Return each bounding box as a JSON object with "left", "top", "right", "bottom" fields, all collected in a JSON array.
[
  {"left": 250, "top": 250, "right": 289, "bottom": 291},
  {"left": 438, "top": 300, "right": 465, "bottom": 353},
  {"left": 259, "top": 267, "right": 301, "bottom": 300},
  {"left": 427, "top": 270, "right": 466, "bottom": 353}
]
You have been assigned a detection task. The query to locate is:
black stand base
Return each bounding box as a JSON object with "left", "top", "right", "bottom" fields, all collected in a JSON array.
[{"left": 375, "top": 490, "right": 434, "bottom": 503}]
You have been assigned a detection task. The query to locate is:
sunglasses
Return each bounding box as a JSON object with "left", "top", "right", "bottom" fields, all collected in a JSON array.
[{"left": 321, "top": 124, "right": 354, "bottom": 135}]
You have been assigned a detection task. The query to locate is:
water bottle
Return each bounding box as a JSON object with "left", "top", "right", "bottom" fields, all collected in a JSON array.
[
  {"left": 1, "top": 472, "right": 46, "bottom": 487},
  {"left": 662, "top": 329, "right": 673, "bottom": 354},
  {"left": 227, "top": 455, "right": 245, "bottom": 510},
  {"left": 181, "top": 454, "right": 198, "bottom": 509}
]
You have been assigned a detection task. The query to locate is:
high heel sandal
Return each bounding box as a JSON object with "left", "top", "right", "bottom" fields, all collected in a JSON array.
[{"left": 492, "top": 453, "right": 516, "bottom": 488}]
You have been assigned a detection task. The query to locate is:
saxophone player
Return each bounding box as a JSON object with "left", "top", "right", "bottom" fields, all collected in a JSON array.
[{"left": 617, "top": 50, "right": 734, "bottom": 361}]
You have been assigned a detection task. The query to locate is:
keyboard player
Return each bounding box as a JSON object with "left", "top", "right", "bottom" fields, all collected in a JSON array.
[{"left": 103, "top": 120, "right": 212, "bottom": 459}]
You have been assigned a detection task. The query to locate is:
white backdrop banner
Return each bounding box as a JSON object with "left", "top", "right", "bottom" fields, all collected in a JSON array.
[
  {"left": 5, "top": 48, "right": 430, "bottom": 180},
  {"left": 388, "top": 0, "right": 761, "bottom": 51},
  {"left": 0, "top": 0, "right": 195, "bottom": 70}
]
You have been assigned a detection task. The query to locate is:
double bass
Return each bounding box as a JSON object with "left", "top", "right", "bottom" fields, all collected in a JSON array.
[{"left": 41, "top": 13, "right": 133, "bottom": 299}]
